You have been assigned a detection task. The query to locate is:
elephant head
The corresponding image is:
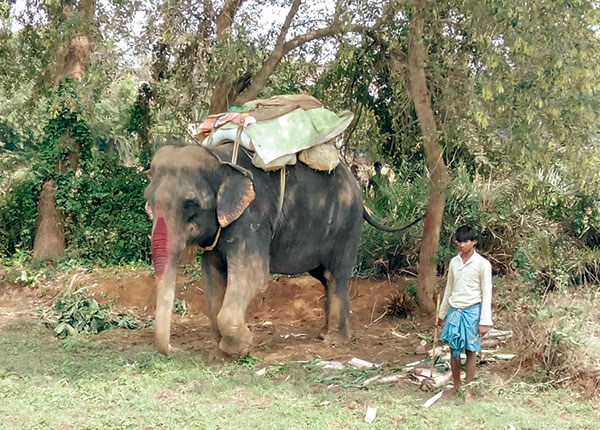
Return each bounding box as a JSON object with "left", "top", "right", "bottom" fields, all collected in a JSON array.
[{"left": 144, "top": 145, "right": 255, "bottom": 354}]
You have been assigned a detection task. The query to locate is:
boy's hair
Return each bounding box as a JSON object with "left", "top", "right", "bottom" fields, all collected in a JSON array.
[{"left": 454, "top": 225, "right": 478, "bottom": 242}]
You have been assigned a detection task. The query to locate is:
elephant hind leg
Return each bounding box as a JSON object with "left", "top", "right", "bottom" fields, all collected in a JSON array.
[{"left": 310, "top": 266, "right": 351, "bottom": 343}]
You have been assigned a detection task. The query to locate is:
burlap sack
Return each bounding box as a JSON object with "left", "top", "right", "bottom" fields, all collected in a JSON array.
[{"left": 298, "top": 143, "right": 340, "bottom": 172}]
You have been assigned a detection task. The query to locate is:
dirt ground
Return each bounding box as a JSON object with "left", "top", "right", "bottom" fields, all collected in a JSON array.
[{"left": 0, "top": 269, "right": 433, "bottom": 365}]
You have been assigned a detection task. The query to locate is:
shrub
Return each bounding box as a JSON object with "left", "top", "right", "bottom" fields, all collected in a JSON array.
[
  {"left": 55, "top": 152, "right": 151, "bottom": 265},
  {"left": 0, "top": 156, "right": 40, "bottom": 256},
  {"left": 356, "top": 166, "right": 428, "bottom": 277},
  {"left": 506, "top": 288, "right": 600, "bottom": 396}
]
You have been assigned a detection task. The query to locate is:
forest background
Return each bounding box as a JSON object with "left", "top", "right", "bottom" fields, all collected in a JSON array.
[{"left": 1, "top": 0, "right": 600, "bottom": 393}]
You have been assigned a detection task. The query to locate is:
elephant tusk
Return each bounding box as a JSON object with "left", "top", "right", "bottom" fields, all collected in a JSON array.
[{"left": 199, "top": 226, "right": 222, "bottom": 253}]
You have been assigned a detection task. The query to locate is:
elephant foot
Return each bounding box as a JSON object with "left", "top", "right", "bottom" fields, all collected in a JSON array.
[
  {"left": 319, "top": 328, "right": 350, "bottom": 346},
  {"left": 218, "top": 331, "right": 253, "bottom": 358}
]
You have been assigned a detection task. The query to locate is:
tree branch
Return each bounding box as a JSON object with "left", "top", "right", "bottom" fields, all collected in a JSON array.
[
  {"left": 234, "top": 0, "right": 301, "bottom": 104},
  {"left": 275, "top": 0, "right": 301, "bottom": 50},
  {"left": 216, "top": 0, "right": 244, "bottom": 37},
  {"left": 235, "top": 0, "right": 398, "bottom": 105}
]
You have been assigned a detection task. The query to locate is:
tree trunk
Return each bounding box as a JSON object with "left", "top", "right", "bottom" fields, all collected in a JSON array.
[
  {"left": 208, "top": 75, "right": 235, "bottom": 114},
  {"left": 33, "top": 180, "right": 65, "bottom": 260},
  {"left": 407, "top": 0, "right": 449, "bottom": 315},
  {"left": 207, "top": 0, "right": 246, "bottom": 114},
  {"left": 33, "top": 0, "right": 94, "bottom": 260}
]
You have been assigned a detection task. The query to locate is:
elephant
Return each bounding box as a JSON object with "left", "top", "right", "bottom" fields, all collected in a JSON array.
[{"left": 144, "top": 143, "right": 406, "bottom": 357}]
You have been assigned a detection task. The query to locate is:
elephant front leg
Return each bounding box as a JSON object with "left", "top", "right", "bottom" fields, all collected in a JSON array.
[
  {"left": 217, "top": 253, "right": 268, "bottom": 357},
  {"left": 201, "top": 253, "right": 227, "bottom": 341}
]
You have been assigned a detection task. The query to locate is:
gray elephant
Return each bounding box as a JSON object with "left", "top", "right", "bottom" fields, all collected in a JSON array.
[{"left": 145, "top": 143, "right": 405, "bottom": 357}]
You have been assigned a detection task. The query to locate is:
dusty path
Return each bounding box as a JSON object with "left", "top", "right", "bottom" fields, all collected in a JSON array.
[{"left": 0, "top": 270, "right": 431, "bottom": 364}]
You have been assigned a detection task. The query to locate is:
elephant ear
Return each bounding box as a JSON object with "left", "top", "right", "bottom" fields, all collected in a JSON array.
[{"left": 216, "top": 174, "right": 255, "bottom": 227}]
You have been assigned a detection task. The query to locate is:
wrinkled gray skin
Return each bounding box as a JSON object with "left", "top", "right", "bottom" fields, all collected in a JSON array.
[{"left": 145, "top": 143, "right": 369, "bottom": 357}]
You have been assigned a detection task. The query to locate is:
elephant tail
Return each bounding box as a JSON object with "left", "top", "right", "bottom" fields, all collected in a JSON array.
[{"left": 362, "top": 206, "right": 424, "bottom": 232}]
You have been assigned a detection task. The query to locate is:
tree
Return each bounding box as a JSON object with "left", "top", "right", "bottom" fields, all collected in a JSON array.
[
  {"left": 313, "top": 0, "right": 600, "bottom": 312},
  {"left": 127, "top": 0, "right": 395, "bottom": 120},
  {"left": 26, "top": 0, "right": 97, "bottom": 259},
  {"left": 406, "top": 0, "right": 449, "bottom": 313}
]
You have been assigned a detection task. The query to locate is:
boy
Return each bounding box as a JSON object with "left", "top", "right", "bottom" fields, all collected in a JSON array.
[{"left": 438, "top": 225, "right": 493, "bottom": 401}]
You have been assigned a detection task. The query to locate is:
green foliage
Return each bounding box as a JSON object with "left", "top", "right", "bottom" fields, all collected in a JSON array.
[
  {"left": 0, "top": 153, "right": 41, "bottom": 256},
  {"left": 52, "top": 290, "right": 152, "bottom": 339},
  {"left": 235, "top": 353, "right": 261, "bottom": 369},
  {"left": 0, "top": 248, "right": 43, "bottom": 286},
  {"left": 36, "top": 79, "right": 94, "bottom": 176},
  {"left": 53, "top": 292, "right": 115, "bottom": 338},
  {"left": 262, "top": 58, "right": 313, "bottom": 97},
  {"left": 54, "top": 153, "right": 151, "bottom": 265},
  {"left": 90, "top": 78, "right": 140, "bottom": 166},
  {"left": 507, "top": 289, "right": 600, "bottom": 387},
  {"left": 314, "top": 41, "right": 423, "bottom": 171},
  {"left": 124, "top": 82, "right": 154, "bottom": 166},
  {"left": 0, "top": 85, "right": 48, "bottom": 151},
  {"left": 173, "top": 298, "right": 188, "bottom": 317},
  {"left": 0, "top": 78, "right": 151, "bottom": 264},
  {"left": 0, "top": 154, "right": 151, "bottom": 266},
  {"left": 357, "top": 166, "right": 428, "bottom": 276}
]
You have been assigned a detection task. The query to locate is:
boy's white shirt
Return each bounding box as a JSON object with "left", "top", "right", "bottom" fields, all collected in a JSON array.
[{"left": 438, "top": 250, "right": 493, "bottom": 326}]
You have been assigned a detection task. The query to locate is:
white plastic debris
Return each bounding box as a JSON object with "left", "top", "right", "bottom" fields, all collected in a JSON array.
[
  {"left": 364, "top": 407, "right": 377, "bottom": 423},
  {"left": 493, "top": 353, "right": 516, "bottom": 360},
  {"left": 391, "top": 330, "right": 410, "bottom": 339},
  {"left": 380, "top": 375, "right": 402, "bottom": 383},
  {"left": 280, "top": 333, "right": 307, "bottom": 339},
  {"left": 423, "top": 391, "right": 443, "bottom": 408},
  {"left": 411, "top": 368, "right": 453, "bottom": 390},
  {"left": 486, "top": 328, "right": 513, "bottom": 339},
  {"left": 255, "top": 368, "right": 267, "bottom": 376},
  {"left": 348, "top": 357, "right": 380, "bottom": 369},
  {"left": 317, "top": 360, "right": 345, "bottom": 370},
  {"left": 362, "top": 375, "right": 382, "bottom": 386}
]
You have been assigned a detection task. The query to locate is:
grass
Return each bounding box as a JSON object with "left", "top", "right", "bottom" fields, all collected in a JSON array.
[{"left": 0, "top": 319, "right": 599, "bottom": 430}]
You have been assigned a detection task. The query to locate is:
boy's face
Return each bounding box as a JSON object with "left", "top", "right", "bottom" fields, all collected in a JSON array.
[{"left": 456, "top": 239, "right": 476, "bottom": 256}]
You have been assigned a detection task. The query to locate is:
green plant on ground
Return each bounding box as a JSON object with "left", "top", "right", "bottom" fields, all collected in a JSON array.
[
  {"left": 50, "top": 289, "right": 152, "bottom": 338},
  {"left": 173, "top": 298, "right": 188, "bottom": 317}
]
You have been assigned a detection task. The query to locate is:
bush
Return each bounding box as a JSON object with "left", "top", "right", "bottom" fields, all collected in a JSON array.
[
  {"left": 55, "top": 152, "right": 151, "bottom": 265},
  {"left": 506, "top": 287, "right": 600, "bottom": 396},
  {"left": 356, "top": 166, "right": 428, "bottom": 277},
  {"left": 0, "top": 152, "right": 41, "bottom": 256}
]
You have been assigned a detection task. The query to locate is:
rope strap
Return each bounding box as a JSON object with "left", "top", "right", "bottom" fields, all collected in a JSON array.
[
  {"left": 231, "top": 126, "right": 243, "bottom": 164},
  {"left": 199, "top": 226, "right": 222, "bottom": 253}
]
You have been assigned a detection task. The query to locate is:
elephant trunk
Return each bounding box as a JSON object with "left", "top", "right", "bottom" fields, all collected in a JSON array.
[
  {"left": 151, "top": 215, "right": 170, "bottom": 279},
  {"left": 155, "top": 264, "right": 176, "bottom": 355},
  {"left": 151, "top": 212, "right": 179, "bottom": 355}
]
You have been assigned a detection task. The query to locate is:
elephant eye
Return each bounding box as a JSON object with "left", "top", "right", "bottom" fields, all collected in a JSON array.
[
  {"left": 183, "top": 199, "right": 199, "bottom": 213},
  {"left": 183, "top": 200, "right": 199, "bottom": 223}
]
